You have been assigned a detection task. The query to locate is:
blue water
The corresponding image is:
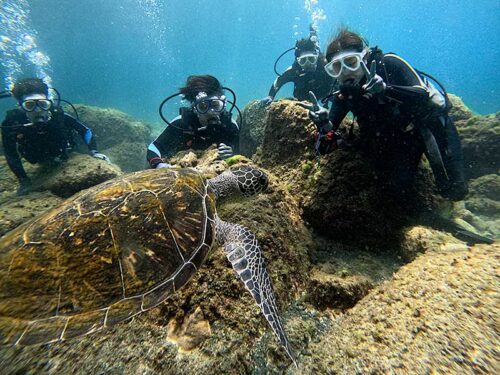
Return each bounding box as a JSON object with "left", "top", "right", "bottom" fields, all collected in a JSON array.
[{"left": 0, "top": 0, "right": 499, "bottom": 125}]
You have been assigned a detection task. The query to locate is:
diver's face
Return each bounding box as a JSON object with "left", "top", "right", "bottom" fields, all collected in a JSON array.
[
  {"left": 193, "top": 95, "right": 225, "bottom": 129},
  {"left": 326, "top": 50, "right": 366, "bottom": 85},
  {"left": 20, "top": 93, "right": 51, "bottom": 123},
  {"left": 197, "top": 112, "right": 221, "bottom": 128},
  {"left": 297, "top": 52, "right": 318, "bottom": 72}
]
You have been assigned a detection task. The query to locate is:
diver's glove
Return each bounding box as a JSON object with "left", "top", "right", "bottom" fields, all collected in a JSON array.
[
  {"left": 17, "top": 177, "right": 32, "bottom": 196},
  {"left": 361, "top": 61, "right": 386, "bottom": 99},
  {"left": 156, "top": 162, "right": 173, "bottom": 169},
  {"left": 91, "top": 150, "right": 111, "bottom": 163},
  {"left": 260, "top": 96, "right": 274, "bottom": 106},
  {"left": 218, "top": 143, "right": 234, "bottom": 160}
]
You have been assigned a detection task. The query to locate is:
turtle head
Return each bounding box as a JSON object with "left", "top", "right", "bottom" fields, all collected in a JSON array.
[{"left": 208, "top": 166, "right": 268, "bottom": 200}]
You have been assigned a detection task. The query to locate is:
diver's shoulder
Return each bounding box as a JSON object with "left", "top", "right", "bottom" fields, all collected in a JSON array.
[
  {"left": 382, "top": 53, "right": 415, "bottom": 70},
  {"left": 3, "top": 109, "right": 26, "bottom": 125}
]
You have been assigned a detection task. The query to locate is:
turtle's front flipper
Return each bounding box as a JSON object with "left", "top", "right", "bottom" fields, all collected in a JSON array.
[{"left": 216, "top": 217, "right": 297, "bottom": 367}]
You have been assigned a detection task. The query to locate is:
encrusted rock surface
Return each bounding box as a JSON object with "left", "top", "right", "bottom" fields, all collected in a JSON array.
[{"left": 0, "top": 96, "right": 497, "bottom": 374}]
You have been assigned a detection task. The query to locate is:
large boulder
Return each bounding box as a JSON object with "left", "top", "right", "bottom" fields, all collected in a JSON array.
[
  {"left": 239, "top": 100, "right": 268, "bottom": 157},
  {"left": 448, "top": 93, "right": 474, "bottom": 123},
  {"left": 456, "top": 112, "right": 500, "bottom": 179},
  {"left": 256, "top": 100, "right": 438, "bottom": 246},
  {"left": 299, "top": 242, "right": 499, "bottom": 374},
  {"left": 453, "top": 173, "right": 500, "bottom": 239},
  {"left": 27, "top": 154, "right": 122, "bottom": 198},
  {"left": 70, "top": 104, "right": 152, "bottom": 172}
]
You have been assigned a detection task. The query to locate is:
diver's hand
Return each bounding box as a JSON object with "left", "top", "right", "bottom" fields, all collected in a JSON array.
[
  {"left": 260, "top": 96, "right": 274, "bottom": 106},
  {"left": 91, "top": 150, "right": 111, "bottom": 163},
  {"left": 17, "top": 177, "right": 32, "bottom": 196},
  {"left": 361, "top": 61, "right": 386, "bottom": 99},
  {"left": 298, "top": 91, "right": 332, "bottom": 130},
  {"left": 218, "top": 143, "right": 234, "bottom": 160},
  {"left": 156, "top": 162, "right": 173, "bottom": 169}
]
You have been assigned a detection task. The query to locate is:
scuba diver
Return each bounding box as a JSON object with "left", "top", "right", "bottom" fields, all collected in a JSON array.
[
  {"left": 302, "top": 27, "right": 468, "bottom": 201},
  {"left": 1, "top": 78, "right": 109, "bottom": 196},
  {"left": 148, "top": 75, "right": 240, "bottom": 168},
  {"left": 261, "top": 26, "right": 333, "bottom": 105}
]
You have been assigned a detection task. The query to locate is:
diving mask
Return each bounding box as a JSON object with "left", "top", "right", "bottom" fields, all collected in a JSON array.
[
  {"left": 20, "top": 98, "right": 53, "bottom": 112},
  {"left": 297, "top": 53, "right": 318, "bottom": 67},
  {"left": 193, "top": 92, "right": 226, "bottom": 114},
  {"left": 325, "top": 50, "right": 368, "bottom": 78}
]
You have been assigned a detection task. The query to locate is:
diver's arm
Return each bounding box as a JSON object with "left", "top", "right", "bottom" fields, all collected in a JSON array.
[
  {"left": 328, "top": 95, "right": 350, "bottom": 132},
  {"left": 64, "top": 113, "right": 98, "bottom": 151},
  {"left": 1, "top": 121, "right": 28, "bottom": 180},
  {"left": 382, "top": 54, "right": 429, "bottom": 105},
  {"left": 268, "top": 67, "right": 295, "bottom": 98},
  {"left": 311, "top": 95, "right": 349, "bottom": 155},
  {"left": 147, "top": 117, "right": 183, "bottom": 168}
]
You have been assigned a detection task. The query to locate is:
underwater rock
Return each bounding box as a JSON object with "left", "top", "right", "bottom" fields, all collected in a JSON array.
[
  {"left": 259, "top": 100, "right": 317, "bottom": 170},
  {"left": 448, "top": 93, "right": 474, "bottom": 122},
  {"left": 453, "top": 173, "right": 500, "bottom": 238},
  {"left": 167, "top": 306, "right": 212, "bottom": 352},
  {"left": 299, "top": 242, "right": 499, "bottom": 374},
  {"left": 102, "top": 141, "right": 148, "bottom": 172},
  {"left": 239, "top": 100, "right": 269, "bottom": 157},
  {"left": 256, "top": 100, "right": 438, "bottom": 246},
  {"left": 398, "top": 225, "right": 458, "bottom": 261},
  {"left": 71, "top": 104, "right": 151, "bottom": 149},
  {"left": 0, "top": 191, "right": 63, "bottom": 237},
  {"left": 70, "top": 104, "right": 152, "bottom": 172},
  {"left": 456, "top": 112, "right": 500, "bottom": 179},
  {"left": 27, "top": 153, "right": 122, "bottom": 198},
  {"left": 304, "top": 269, "right": 373, "bottom": 310}
]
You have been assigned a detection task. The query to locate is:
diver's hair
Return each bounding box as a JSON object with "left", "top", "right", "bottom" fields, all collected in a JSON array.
[
  {"left": 11, "top": 78, "right": 49, "bottom": 101},
  {"left": 294, "top": 38, "right": 319, "bottom": 57},
  {"left": 326, "top": 27, "right": 368, "bottom": 61},
  {"left": 179, "top": 75, "right": 223, "bottom": 102}
]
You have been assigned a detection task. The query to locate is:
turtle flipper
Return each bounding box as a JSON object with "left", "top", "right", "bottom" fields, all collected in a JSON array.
[{"left": 216, "top": 218, "right": 297, "bottom": 367}]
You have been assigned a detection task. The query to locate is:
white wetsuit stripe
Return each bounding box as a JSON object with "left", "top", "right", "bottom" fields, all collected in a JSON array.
[{"left": 147, "top": 142, "right": 162, "bottom": 157}]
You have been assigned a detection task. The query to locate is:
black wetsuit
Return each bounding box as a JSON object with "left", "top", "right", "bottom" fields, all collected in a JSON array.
[
  {"left": 147, "top": 108, "right": 239, "bottom": 168},
  {"left": 320, "top": 48, "right": 467, "bottom": 200},
  {"left": 269, "top": 54, "right": 333, "bottom": 101},
  {"left": 1, "top": 107, "right": 97, "bottom": 181}
]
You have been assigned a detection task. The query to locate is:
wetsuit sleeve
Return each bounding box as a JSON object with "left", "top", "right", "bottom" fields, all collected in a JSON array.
[
  {"left": 64, "top": 114, "right": 98, "bottom": 151},
  {"left": 146, "top": 117, "right": 184, "bottom": 168},
  {"left": 268, "top": 67, "right": 296, "bottom": 98},
  {"left": 1, "top": 117, "right": 28, "bottom": 180},
  {"left": 382, "top": 54, "right": 429, "bottom": 105},
  {"left": 328, "top": 94, "right": 349, "bottom": 131}
]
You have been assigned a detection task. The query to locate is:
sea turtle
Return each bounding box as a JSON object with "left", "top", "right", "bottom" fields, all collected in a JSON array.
[{"left": 0, "top": 166, "right": 296, "bottom": 365}]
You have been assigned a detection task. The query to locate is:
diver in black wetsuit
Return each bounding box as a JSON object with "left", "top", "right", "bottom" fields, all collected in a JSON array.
[
  {"left": 261, "top": 27, "right": 333, "bottom": 105},
  {"left": 1, "top": 78, "right": 108, "bottom": 196},
  {"left": 147, "top": 75, "right": 240, "bottom": 168},
  {"left": 303, "top": 28, "right": 468, "bottom": 201}
]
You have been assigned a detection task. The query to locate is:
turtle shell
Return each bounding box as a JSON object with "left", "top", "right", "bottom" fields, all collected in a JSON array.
[{"left": 0, "top": 168, "right": 217, "bottom": 346}]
